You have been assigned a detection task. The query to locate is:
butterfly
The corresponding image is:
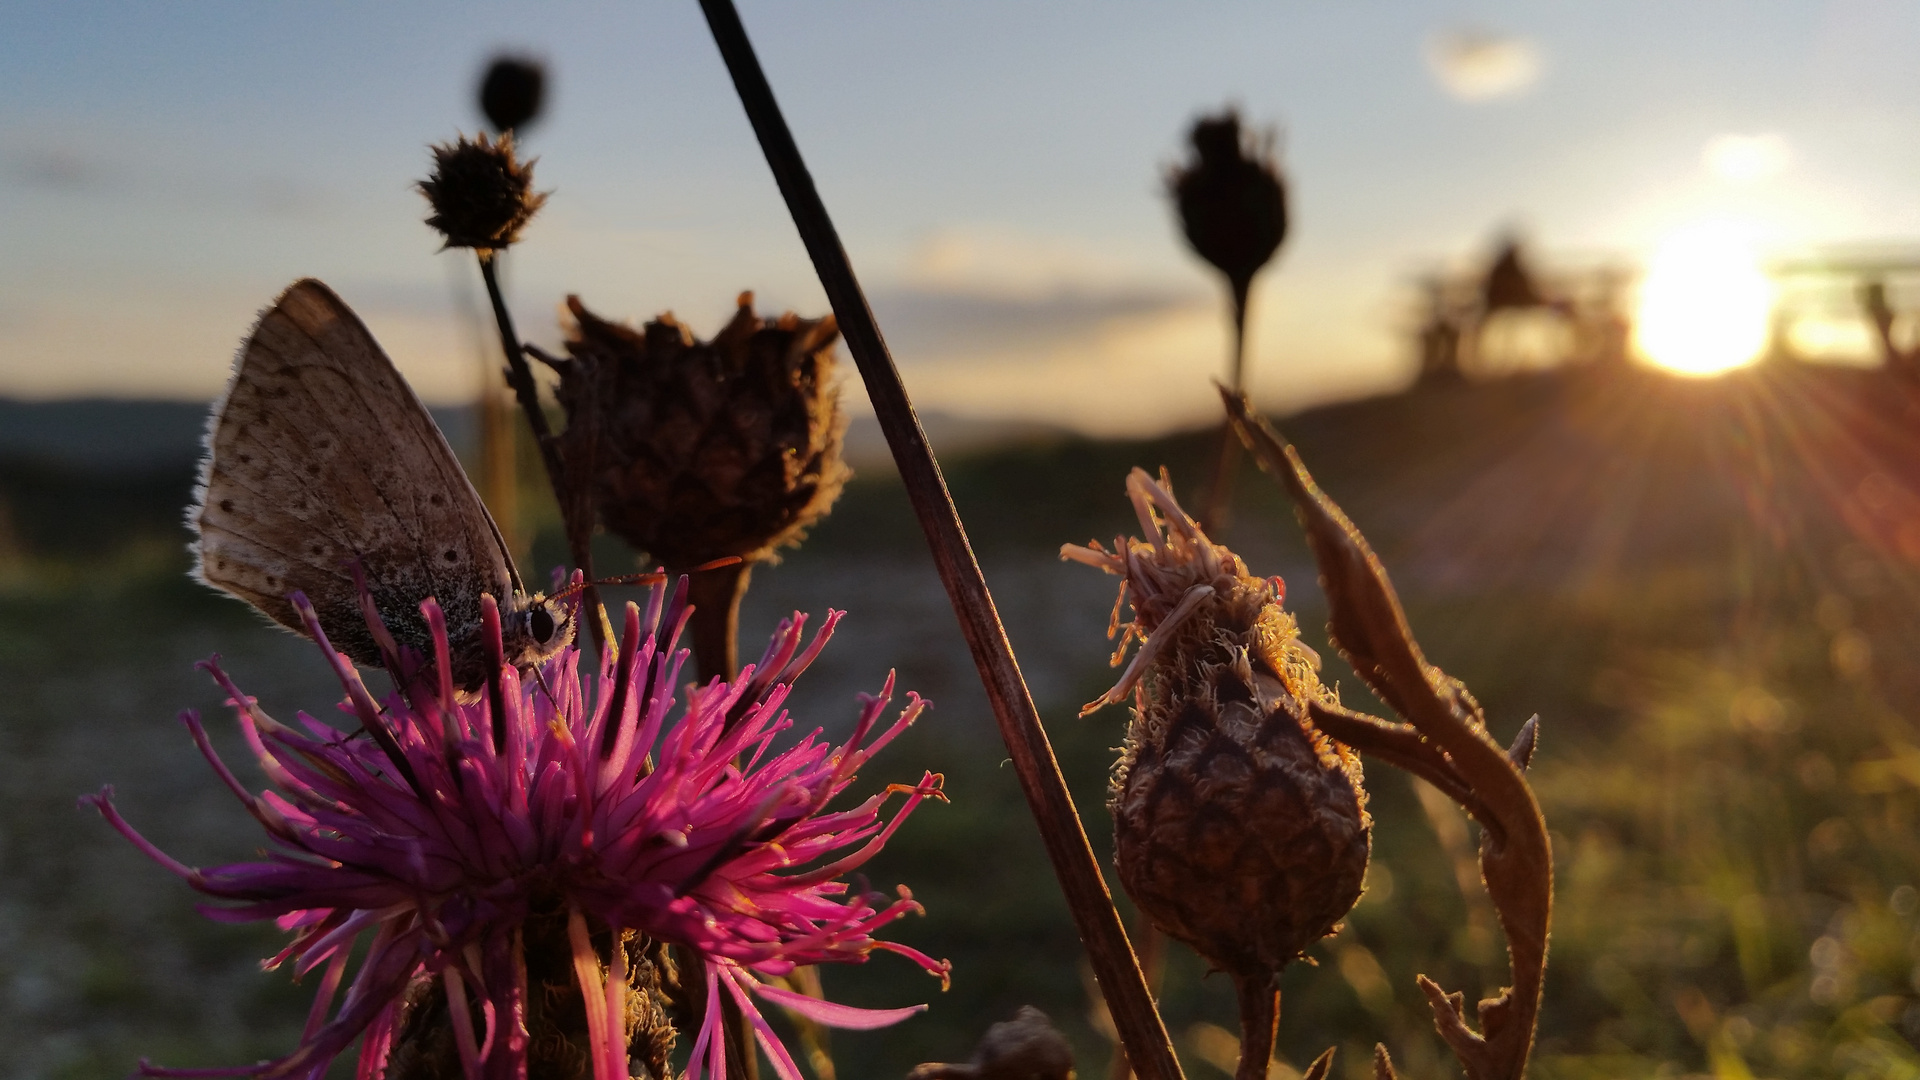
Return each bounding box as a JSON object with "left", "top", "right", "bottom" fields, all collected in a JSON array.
[{"left": 191, "top": 278, "right": 574, "bottom": 693}]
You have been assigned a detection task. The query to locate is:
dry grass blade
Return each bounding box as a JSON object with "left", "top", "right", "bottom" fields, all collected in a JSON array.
[
  {"left": 1221, "top": 388, "right": 1552, "bottom": 1080},
  {"left": 699, "top": 5, "right": 1184, "bottom": 1080},
  {"left": 1300, "top": 1047, "right": 1337, "bottom": 1080}
]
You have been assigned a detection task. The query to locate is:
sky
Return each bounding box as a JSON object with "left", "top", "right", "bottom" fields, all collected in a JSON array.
[{"left": 4, "top": 1, "right": 1920, "bottom": 435}]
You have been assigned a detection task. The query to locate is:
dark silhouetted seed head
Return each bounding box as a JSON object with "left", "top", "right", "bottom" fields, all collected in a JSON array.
[
  {"left": 1169, "top": 109, "right": 1288, "bottom": 304},
  {"left": 418, "top": 132, "right": 548, "bottom": 251},
  {"left": 479, "top": 55, "right": 546, "bottom": 134}
]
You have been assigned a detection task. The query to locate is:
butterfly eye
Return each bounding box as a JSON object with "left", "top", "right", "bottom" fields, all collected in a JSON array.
[{"left": 530, "top": 605, "right": 557, "bottom": 644}]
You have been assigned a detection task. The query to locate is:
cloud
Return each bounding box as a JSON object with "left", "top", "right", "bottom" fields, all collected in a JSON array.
[
  {"left": 901, "top": 228, "right": 1177, "bottom": 299},
  {"left": 5, "top": 145, "right": 109, "bottom": 192},
  {"left": 871, "top": 285, "right": 1196, "bottom": 360},
  {"left": 882, "top": 300, "right": 1227, "bottom": 437},
  {"left": 841, "top": 228, "right": 1236, "bottom": 432},
  {"left": 1702, "top": 133, "right": 1791, "bottom": 183},
  {"left": 1425, "top": 29, "right": 1543, "bottom": 102}
]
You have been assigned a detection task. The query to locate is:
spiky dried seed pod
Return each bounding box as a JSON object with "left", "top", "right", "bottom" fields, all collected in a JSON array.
[
  {"left": 552, "top": 292, "right": 848, "bottom": 569},
  {"left": 1063, "top": 469, "right": 1368, "bottom": 979},
  {"left": 1168, "top": 110, "right": 1287, "bottom": 305},
  {"left": 418, "top": 132, "right": 548, "bottom": 251}
]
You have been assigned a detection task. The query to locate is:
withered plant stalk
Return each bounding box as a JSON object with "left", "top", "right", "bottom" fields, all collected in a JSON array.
[
  {"left": 698, "top": 5, "right": 1185, "bottom": 1080},
  {"left": 476, "top": 253, "right": 610, "bottom": 656},
  {"left": 1222, "top": 388, "right": 1552, "bottom": 1080}
]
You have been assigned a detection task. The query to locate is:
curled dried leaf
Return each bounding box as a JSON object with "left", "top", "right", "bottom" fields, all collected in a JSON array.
[{"left": 1221, "top": 387, "right": 1551, "bottom": 1080}]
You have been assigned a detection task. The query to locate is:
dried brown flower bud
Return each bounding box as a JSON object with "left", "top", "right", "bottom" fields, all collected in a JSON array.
[
  {"left": 418, "top": 132, "right": 547, "bottom": 251},
  {"left": 552, "top": 292, "right": 849, "bottom": 569},
  {"left": 907, "top": 1006, "right": 1076, "bottom": 1080},
  {"left": 479, "top": 55, "right": 546, "bottom": 134},
  {"left": 1063, "top": 469, "right": 1368, "bottom": 979},
  {"left": 1168, "top": 110, "right": 1288, "bottom": 307}
]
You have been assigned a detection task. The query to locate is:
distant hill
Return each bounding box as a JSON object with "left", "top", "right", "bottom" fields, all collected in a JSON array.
[
  {"left": 7, "top": 362, "right": 1920, "bottom": 597},
  {"left": 0, "top": 396, "right": 1058, "bottom": 473},
  {"left": 0, "top": 397, "right": 481, "bottom": 470}
]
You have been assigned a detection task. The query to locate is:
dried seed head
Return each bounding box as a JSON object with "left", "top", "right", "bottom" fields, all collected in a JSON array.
[
  {"left": 1168, "top": 109, "right": 1288, "bottom": 303},
  {"left": 554, "top": 292, "right": 849, "bottom": 569},
  {"left": 1063, "top": 469, "right": 1368, "bottom": 978},
  {"left": 908, "top": 1006, "right": 1076, "bottom": 1080},
  {"left": 478, "top": 55, "right": 546, "bottom": 134},
  {"left": 418, "top": 132, "right": 547, "bottom": 251}
]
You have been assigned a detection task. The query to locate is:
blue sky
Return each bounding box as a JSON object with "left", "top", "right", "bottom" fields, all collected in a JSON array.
[{"left": 5, "top": 1, "right": 1920, "bottom": 433}]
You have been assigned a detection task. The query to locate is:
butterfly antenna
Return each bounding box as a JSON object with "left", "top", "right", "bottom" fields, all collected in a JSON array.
[
  {"left": 550, "top": 556, "right": 743, "bottom": 603},
  {"left": 531, "top": 663, "right": 560, "bottom": 709},
  {"left": 552, "top": 569, "right": 667, "bottom": 602}
]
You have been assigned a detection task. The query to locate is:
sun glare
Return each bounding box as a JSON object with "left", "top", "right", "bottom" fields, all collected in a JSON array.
[{"left": 1634, "top": 224, "right": 1774, "bottom": 377}]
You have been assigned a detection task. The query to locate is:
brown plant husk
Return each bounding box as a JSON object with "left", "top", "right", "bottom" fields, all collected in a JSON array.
[
  {"left": 419, "top": 132, "right": 547, "bottom": 251},
  {"left": 1066, "top": 470, "right": 1369, "bottom": 1080},
  {"left": 1221, "top": 388, "right": 1551, "bottom": 1080},
  {"left": 551, "top": 292, "right": 848, "bottom": 572}
]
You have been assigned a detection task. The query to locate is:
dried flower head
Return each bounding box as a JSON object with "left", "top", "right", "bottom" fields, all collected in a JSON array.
[
  {"left": 479, "top": 55, "right": 547, "bottom": 134},
  {"left": 87, "top": 580, "right": 946, "bottom": 1080},
  {"left": 1168, "top": 110, "right": 1288, "bottom": 307},
  {"left": 1063, "top": 469, "right": 1367, "bottom": 979},
  {"left": 907, "top": 1006, "right": 1076, "bottom": 1080},
  {"left": 552, "top": 293, "right": 849, "bottom": 570},
  {"left": 419, "top": 132, "right": 548, "bottom": 251}
]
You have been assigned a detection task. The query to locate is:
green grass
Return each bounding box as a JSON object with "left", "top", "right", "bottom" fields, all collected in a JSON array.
[{"left": 11, "top": 364, "right": 1920, "bottom": 1079}]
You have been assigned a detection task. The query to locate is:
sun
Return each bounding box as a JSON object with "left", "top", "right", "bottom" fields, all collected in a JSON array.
[{"left": 1634, "top": 223, "right": 1775, "bottom": 377}]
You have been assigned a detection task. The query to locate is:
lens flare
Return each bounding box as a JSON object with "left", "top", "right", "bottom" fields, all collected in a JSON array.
[{"left": 1634, "top": 224, "right": 1774, "bottom": 377}]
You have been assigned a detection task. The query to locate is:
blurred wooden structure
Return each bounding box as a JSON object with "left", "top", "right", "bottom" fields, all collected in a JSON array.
[
  {"left": 1766, "top": 246, "right": 1920, "bottom": 376},
  {"left": 1414, "top": 237, "right": 1920, "bottom": 381},
  {"left": 1414, "top": 237, "right": 1633, "bottom": 382}
]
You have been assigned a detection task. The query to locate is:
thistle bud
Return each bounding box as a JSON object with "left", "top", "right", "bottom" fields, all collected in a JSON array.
[
  {"left": 418, "top": 132, "right": 547, "bottom": 251},
  {"left": 552, "top": 292, "right": 849, "bottom": 569},
  {"left": 479, "top": 55, "right": 546, "bottom": 134},
  {"left": 1168, "top": 110, "right": 1287, "bottom": 307},
  {"left": 1063, "top": 469, "right": 1368, "bottom": 979}
]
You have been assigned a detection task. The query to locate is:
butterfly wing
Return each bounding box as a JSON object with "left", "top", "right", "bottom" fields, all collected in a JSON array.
[{"left": 193, "top": 278, "right": 521, "bottom": 675}]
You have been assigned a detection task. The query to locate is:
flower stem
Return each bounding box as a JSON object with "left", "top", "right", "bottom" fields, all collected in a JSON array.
[
  {"left": 1200, "top": 280, "right": 1251, "bottom": 532},
  {"left": 475, "top": 252, "right": 609, "bottom": 657},
  {"left": 1232, "top": 975, "right": 1278, "bottom": 1080},
  {"left": 697, "top": 6, "right": 1185, "bottom": 1080},
  {"left": 683, "top": 559, "right": 751, "bottom": 686}
]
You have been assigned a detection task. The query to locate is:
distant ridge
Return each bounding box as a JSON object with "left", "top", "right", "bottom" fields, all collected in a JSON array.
[
  {"left": 0, "top": 398, "right": 479, "bottom": 471},
  {"left": 0, "top": 397, "right": 1065, "bottom": 473}
]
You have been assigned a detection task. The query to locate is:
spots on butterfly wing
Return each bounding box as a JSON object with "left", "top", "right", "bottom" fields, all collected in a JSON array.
[
  {"left": 443, "top": 549, "right": 459, "bottom": 564},
  {"left": 430, "top": 493, "right": 446, "bottom": 507},
  {"left": 306, "top": 463, "right": 322, "bottom": 477},
  {"left": 219, "top": 499, "right": 235, "bottom": 513}
]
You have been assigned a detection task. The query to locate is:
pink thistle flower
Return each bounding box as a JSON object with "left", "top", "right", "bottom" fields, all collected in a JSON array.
[{"left": 85, "top": 581, "right": 948, "bottom": 1080}]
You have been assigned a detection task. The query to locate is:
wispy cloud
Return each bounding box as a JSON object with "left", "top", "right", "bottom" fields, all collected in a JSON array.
[
  {"left": 850, "top": 228, "right": 1226, "bottom": 433},
  {"left": 871, "top": 286, "right": 1195, "bottom": 359},
  {"left": 883, "top": 301, "right": 1225, "bottom": 437},
  {"left": 5, "top": 144, "right": 111, "bottom": 192},
  {"left": 1425, "top": 29, "right": 1543, "bottom": 102}
]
